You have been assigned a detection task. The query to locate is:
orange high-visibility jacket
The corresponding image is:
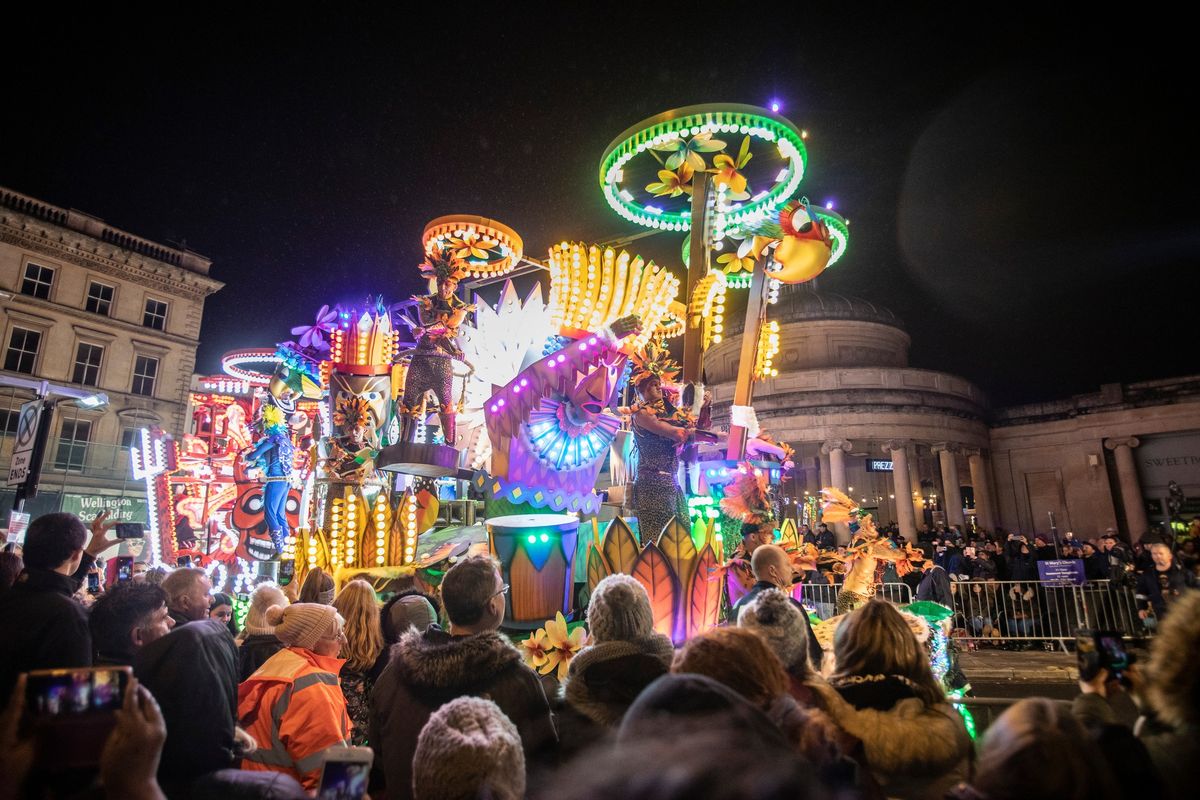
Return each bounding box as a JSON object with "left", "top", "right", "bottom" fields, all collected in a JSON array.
[{"left": 238, "top": 646, "right": 351, "bottom": 790}]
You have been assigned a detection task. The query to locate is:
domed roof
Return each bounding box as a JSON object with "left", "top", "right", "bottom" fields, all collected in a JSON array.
[{"left": 727, "top": 285, "right": 904, "bottom": 336}]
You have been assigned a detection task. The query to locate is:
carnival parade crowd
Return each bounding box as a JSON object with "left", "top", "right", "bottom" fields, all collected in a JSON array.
[{"left": 1, "top": 510, "right": 1198, "bottom": 800}]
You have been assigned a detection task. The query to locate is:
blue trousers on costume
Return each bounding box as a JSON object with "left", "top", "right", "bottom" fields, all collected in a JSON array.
[{"left": 263, "top": 479, "right": 289, "bottom": 554}]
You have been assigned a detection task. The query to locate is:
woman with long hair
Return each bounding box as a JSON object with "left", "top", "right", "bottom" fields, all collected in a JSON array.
[
  {"left": 809, "top": 599, "right": 972, "bottom": 800},
  {"left": 331, "top": 579, "right": 383, "bottom": 746},
  {"left": 953, "top": 698, "right": 1118, "bottom": 800},
  {"left": 298, "top": 566, "right": 334, "bottom": 604}
]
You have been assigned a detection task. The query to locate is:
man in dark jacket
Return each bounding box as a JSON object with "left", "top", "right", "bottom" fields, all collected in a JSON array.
[
  {"left": 1136, "top": 543, "right": 1197, "bottom": 620},
  {"left": 0, "top": 511, "right": 118, "bottom": 698},
  {"left": 370, "top": 555, "right": 555, "bottom": 800},
  {"left": 731, "top": 545, "right": 822, "bottom": 668},
  {"left": 90, "top": 582, "right": 176, "bottom": 664},
  {"left": 915, "top": 560, "right": 953, "bottom": 607},
  {"left": 136, "top": 618, "right": 240, "bottom": 791}
]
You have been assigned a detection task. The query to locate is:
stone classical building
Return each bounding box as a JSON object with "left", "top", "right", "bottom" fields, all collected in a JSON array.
[
  {"left": 1, "top": 186, "right": 223, "bottom": 522},
  {"left": 707, "top": 286, "right": 1200, "bottom": 542}
]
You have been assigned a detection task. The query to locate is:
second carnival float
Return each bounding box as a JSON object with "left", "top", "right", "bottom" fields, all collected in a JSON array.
[{"left": 128, "top": 103, "right": 972, "bottom": 719}]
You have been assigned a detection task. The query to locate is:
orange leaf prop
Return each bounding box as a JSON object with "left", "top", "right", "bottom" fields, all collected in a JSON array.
[
  {"left": 778, "top": 518, "right": 798, "bottom": 548},
  {"left": 658, "top": 516, "right": 699, "bottom": 601},
  {"left": 631, "top": 543, "right": 679, "bottom": 638},
  {"left": 586, "top": 544, "right": 610, "bottom": 593},
  {"left": 688, "top": 544, "right": 724, "bottom": 640}
]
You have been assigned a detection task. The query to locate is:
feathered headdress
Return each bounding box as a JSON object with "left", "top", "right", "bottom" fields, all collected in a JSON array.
[
  {"left": 419, "top": 244, "right": 469, "bottom": 283},
  {"left": 630, "top": 339, "right": 680, "bottom": 387},
  {"left": 720, "top": 464, "right": 774, "bottom": 525},
  {"left": 818, "top": 487, "right": 859, "bottom": 524}
]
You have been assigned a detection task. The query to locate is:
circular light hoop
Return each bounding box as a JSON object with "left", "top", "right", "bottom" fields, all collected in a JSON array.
[
  {"left": 422, "top": 215, "right": 524, "bottom": 278},
  {"left": 813, "top": 207, "right": 849, "bottom": 267},
  {"left": 598, "top": 104, "right": 808, "bottom": 232},
  {"left": 221, "top": 349, "right": 283, "bottom": 386}
]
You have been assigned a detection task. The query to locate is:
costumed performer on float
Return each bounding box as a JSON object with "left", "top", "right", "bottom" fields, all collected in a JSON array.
[
  {"left": 820, "top": 488, "right": 923, "bottom": 614},
  {"left": 627, "top": 341, "right": 704, "bottom": 547},
  {"left": 400, "top": 245, "right": 475, "bottom": 445},
  {"left": 242, "top": 390, "right": 298, "bottom": 559}
]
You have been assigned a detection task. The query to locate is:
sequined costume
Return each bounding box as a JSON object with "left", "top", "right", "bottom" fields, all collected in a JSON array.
[
  {"left": 400, "top": 293, "right": 469, "bottom": 443},
  {"left": 630, "top": 407, "right": 688, "bottom": 547},
  {"left": 245, "top": 408, "right": 295, "bottom": 557}
]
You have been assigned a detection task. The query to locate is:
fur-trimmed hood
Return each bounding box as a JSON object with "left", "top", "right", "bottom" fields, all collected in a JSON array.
[
  {"left": 808, "top": 676, "right": 971, "bottom": 800},
  {"left": 563, "top": 634, "right": 674, "bottom": 726},
  {"left": 390, "top": 626, "right": 522, "bottom": 700}
]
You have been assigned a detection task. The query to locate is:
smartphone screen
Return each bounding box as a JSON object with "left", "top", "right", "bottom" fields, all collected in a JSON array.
[
  {"left": 87, "top": 572, "right": 100, "bottom": 593},
  {"left": 24, "top": 666, "right": 130, "bottom": 769},
  {"left": 116, "top": 556, "right": 133, "bottom": 583},
  {"left": 318, "top": 760, "right": 370, "bottom": 800},
  {"left": 1098, "top": 635, "right": 1129, "bottom": 671},
  {"left": 115, "top": 522, "right": 145, "bottom": 539}
]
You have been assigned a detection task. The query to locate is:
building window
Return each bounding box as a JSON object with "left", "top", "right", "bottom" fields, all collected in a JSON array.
[
  {"left": 120, "top": 427, "right": 141, "bottom": 450},
  {"left": 72, "top": 343, "right": 104, "bottom": 387},
  {"left": 54, "top": 419, "right": 91, "bottom": 471},
  {"left": 131, "top": 355, "right": 159, "bottom": 396},
  {"left": 86, "top": 281, "right": 115, "bottom": 316},
  {"left": 4, "top": 327, "right": 41, "bottom": 374},
  {"left": 0, "top": 409, "right": 18, "bottom": 437},
  {"left": 143, "top": 299, "right": 168, "bottom": 331},
  {"left": 20, "top": 263, "right": 54, "bottom": 299}
]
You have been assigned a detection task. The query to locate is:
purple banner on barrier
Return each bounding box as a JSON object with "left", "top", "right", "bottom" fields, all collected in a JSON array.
[{"left": 1037, "top": 559, "right": 1086, "bottom": 585}]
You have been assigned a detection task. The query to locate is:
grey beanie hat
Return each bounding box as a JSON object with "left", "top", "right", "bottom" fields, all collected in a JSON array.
[
  {"left": 412, "top": 696, "right": 525, "bottom": 800},
  {"left": 389, "top": 594, "right": 438, "bottom": 635},
  {"left": 737, "top": 588, "right": 809, "bottom": 670},
  {"left": 587, "top": 573, "right": 654, "bottom": 642}
]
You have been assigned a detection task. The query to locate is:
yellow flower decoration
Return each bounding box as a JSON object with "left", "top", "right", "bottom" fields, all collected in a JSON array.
[
  {"left": 716, "top": 251, "right": 754, "bottom": 274},
  {"left": 650, "top": 131, "right": 727, "bottom": 171},
  {"left": 645, "top": 163, "right": 694, "bottom": 198},
  {"left": 519, "top": 628, "right": 550, "bottom": 671},
  {"left": 539, "top": 611, "right": 589, "bottom": 681},
  {"left": 711, "top": 154, "right": 748, "bottom": 196},
  {"left": 446, "top": 234, "right": 500, "bottom": 262}
]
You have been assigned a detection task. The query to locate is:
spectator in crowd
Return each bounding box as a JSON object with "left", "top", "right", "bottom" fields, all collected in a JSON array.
[
  {"left": 0, "top": 511, "right": 118, "bottom": 699},
  {"left": 1081, "top": 541, "right": 1110, "bottom": 581},
  {"left": 915, "top": 558, "right": 953, "bottom": 607},
  {"left": 1033, "top": 535, "right": 1057, "bottom": 561},
  {"left": 731, "top": 544, "right": 822, "bottom": 668},
  {"left": 238, "top": 581, "right": 288, "bottom": 681},
  {"left": 209, "top": 592, "right": 238, "bottom": 636},
  {"left": 375, "top": 590, "right": 441, "bottom": 679},
  {"left": 298, "top": 566, "right": 334, "bottom": 604},
  {"left": 810, "top": 599, "right": 972, "bottom": 799},
  {"left": 370, "top": 555, "right": 555, "bottom": 800},
  {"left": 1004, "top": 534, "right": 1039, "bottom": 582},
  {"left": 143, "top": 565, "right": 169, "bottom": 587},
  {"left": 671, "top": 626, "right": 852, "bottom": 776},
  {"left": 239, "top": 603, "right": 350, "bottom": 790},
  {"left": 90, "top": 583, "right": 175, "bottom": 665},
  {"left": 955, "top": 697, "right": 1118, "bottom": 800},
  {"left": 131, "top": 561, "right": 149, "bottom": 583},
  {"left": 412, "top": 697, "right": 525, "bottom": 800},
  {"left": 813, "top": 523, "right": 835, "bottom": 551},
  {"left": 1137, "top": 589, "right": 1200, "bottom": 800},
  {"left": 331, "top": 579, "right": 383, "bottom": 747},
  {"left": 1136, "top": 542, "right": 1197, "bottom": 620},
  {"left": 737, "top": 588, "right": 824, "bottom": 706},
  {"left": 0, "top": 551, "right": 22, "bottom": 593},
  {"left": 160, "top": 567, "right": 212, "bottom": 627},
  {"left": 556, "top": 574, "right": 673, "bottom": 758},
  {"left": 966, "top": 547, "right": 998, "bottom": 580}
]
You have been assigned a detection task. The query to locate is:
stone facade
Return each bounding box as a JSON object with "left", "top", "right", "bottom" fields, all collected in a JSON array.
[
  {"left": 1, "top": 185, "right": 223, "bottom": 517},
  {"left": 711, "top": 286, "right": 1200, "bottom": 542}
]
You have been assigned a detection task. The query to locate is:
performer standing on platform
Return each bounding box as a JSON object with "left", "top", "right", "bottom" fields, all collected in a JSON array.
[
  {"left": 400, "top": 246, "right": 475, "bottom": 445},
  {"left": 243, "top": 392, "right": 296, "bottom": 558}
]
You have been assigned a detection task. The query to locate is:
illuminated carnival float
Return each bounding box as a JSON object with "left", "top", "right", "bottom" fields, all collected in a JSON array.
[{"left": 130, "top": 105, "right": 906, "bottom": 643}]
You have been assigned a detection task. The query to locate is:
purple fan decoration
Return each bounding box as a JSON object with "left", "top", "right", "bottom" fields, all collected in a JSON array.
[{"left": 290, "top": 304, "right": 338, "bottom": 351}]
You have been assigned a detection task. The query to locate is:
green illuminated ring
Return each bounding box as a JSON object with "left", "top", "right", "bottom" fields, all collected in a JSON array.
[
  {"left": 688, "top": 207, "right": 851, "bottom": 287},
  {"left": 599, "top": 103, "right": 808, "bottom": 232}
]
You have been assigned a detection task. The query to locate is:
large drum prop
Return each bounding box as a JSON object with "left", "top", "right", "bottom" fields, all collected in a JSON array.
[{"left": 487, "top": 514, "right": 579, "bottom": 626}]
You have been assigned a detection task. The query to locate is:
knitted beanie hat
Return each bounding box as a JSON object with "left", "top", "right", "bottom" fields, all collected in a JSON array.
[
  {"left": 244, "top": 582, "right": 288, "bottom": 635},
  {"left": 672, "top": 627, "right": 789, "bottom": 709},
  {"left": 737, "top": 589, "right": 810, "bottom": 672},
  {"left": 588, "top": 574, "right": 653, "bottom": 642},
  {"left": 265, "top": 603, "right": 342, "bottom": 651},
  {"left": 389, "top": 594, "right": 438, "bottom": 635},
  {"left": 412, "top": 696, "right": 525, "bottom": 800}
]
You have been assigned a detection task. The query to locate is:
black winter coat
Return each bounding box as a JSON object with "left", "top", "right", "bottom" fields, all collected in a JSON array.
[
  {"left": 238, "top": 632, "right": 284, "bottom": 682},
  {"left": 0, "top": 554, "right": 94, "bottom": 700},
  {"left": 369, "top": 626, "right": 556, "bottom": 800}
]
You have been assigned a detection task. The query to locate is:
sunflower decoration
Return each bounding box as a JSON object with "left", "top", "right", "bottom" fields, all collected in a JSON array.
[
  {"left": 333, "top": 395, "right": 372, "bottom": 431},
  {"left": 629, "top": 338, "right": 680, "bottom": 387},
  {"left": 418, "top": 244, "right": 469, "bottom": 283}
]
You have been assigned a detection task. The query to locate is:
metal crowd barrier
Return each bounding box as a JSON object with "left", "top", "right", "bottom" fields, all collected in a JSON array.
[
  {"left": 949, "top": 579, "right": 1147, "bottom": 644},
  {"left": 797, "top": 582, "right": 914, "bottom": 620}
]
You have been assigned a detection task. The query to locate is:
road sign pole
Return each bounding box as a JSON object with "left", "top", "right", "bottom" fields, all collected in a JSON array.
[{"left": 11, "top": 399, "right": 53, "bottom": 512}]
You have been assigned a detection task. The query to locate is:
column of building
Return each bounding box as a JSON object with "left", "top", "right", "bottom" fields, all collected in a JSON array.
[
  {"left": 932, "top": 442, "right": 965, "bottom": 528},
  {"left": 821, "top": 439, "right": 852, "bottom": 542},
  {"left": 1104, "top": 437, "right": 1150, "bottom": 541},
  {"left": 966, "top": 448, "right": 996, "bottom": 532},
  {"left": 883, "top": 440, "right": 916, "bottom": 540},
  {"left": 908, "top": 445, "right": 924, "bottom": 527}
]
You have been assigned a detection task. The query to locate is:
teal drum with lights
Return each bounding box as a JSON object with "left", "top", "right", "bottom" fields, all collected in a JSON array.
[{"left": 487, "top": 513, "right": 581, "bottom": 627}]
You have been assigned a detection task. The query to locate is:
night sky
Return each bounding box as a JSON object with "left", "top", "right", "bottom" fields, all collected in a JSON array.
[{"left": 2, "top": 10, "right": 1193, "bottom": 407}]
